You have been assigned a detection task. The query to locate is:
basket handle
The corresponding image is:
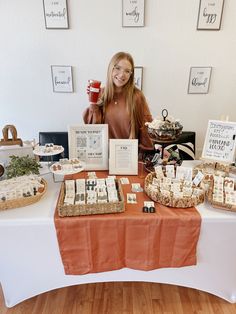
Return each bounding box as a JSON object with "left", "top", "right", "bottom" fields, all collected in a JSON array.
[{"left": 161, "top": 109, "right": 168, "bottom": 121}]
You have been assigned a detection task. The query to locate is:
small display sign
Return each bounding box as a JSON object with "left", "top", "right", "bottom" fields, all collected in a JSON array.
[{"left": 202, "top": 120, "right": 236, "bottom": 163}]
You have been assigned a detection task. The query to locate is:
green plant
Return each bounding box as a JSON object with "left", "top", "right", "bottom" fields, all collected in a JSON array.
[{"left": 6, "top": 155, "right": 42, "bottom": 178}]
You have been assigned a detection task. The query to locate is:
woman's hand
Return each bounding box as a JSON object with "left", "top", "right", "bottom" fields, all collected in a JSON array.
[
  {"left": 86, "top": 84, "right": 90, "bottom": 95},
  {"left": 87, "top": 85, "right": 103, "bottom": 105}
]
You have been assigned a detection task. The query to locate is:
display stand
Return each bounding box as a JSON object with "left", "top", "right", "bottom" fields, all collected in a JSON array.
[
  {"left": 33, "top": 146, "right": 64, "bottom": 168},
  {"left": 147, "top": 109, "right": 183, "bottom": 160},
  {"left": 49, "top": 160, "right": 85, "bottom": 182},
  {"left": 199, "top": 120, "right": 236, "bottom": 211},
  {"left": 202, "top": 120, "right": 236, "bottom": 164}
]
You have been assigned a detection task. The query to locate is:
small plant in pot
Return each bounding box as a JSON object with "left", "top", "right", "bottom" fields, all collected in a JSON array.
[{"left": 6, "top": 155, "right": 42, "bottom": 179}]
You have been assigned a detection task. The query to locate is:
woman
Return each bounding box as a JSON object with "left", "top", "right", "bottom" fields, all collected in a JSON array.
[{"left": 83, "top": 51, "right": 153, "bottom": 151}]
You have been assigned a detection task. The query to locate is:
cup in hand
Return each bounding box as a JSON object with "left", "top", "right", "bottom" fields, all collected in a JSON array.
[{"left": 88, "top": 79, "right": 101, "bottom": 103}]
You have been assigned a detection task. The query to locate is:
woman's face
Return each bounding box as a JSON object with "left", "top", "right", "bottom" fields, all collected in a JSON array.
[{"left": 112, "top": 59, "right": 133, "bottom": 90}]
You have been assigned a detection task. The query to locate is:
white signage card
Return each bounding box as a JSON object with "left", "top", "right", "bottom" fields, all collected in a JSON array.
[
  {"left": 109, "top": 139, "right": 138, "bottom": 175},
  {"left": 202, "top": 120, "right": 236, "bottom": 163},
  {"left": 43, "top": 0, "right": 69, "bottom": 29},
  {"left": 188, "top": 67, "right": 212, "bottom": 94},
  {"left": 51, "top": 66, "right": 73, "bottom": 93},
  {"left": 122, "top": 0, "right": 145, "bottom": 27},
  {"left": 68, "top": 125, "right": 108, "bottom": 170},
  {"left": 197, "top": 0, "right": 224, "bottom": 30}
]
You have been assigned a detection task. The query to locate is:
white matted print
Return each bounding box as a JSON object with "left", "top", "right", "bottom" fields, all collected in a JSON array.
[
  {"left": 134, "top": 67, "right": 143, "bottom": 90},
  {"left": 197, "top": 0, "right": 224, "bottom": 30},
  {"left": 68, "top": 124, "right": 109, "bottom": 170},
  {"left": 188, "top": 67, "right": 212, "bottom": 94},
  {"left": 202, "top": 120, "right": 236, "bottom": 163},
  {"left": 109, "top": 139, "right": 138, "bottom": 175},
  {"left": 43, "top": 0, "right": 69, "bottom": 29},
  {"left": 51, "top": 65, "right": 73, "bottom": 93},
  {"left": 122, "top": 0, "right": 145, "bottom": 27}
]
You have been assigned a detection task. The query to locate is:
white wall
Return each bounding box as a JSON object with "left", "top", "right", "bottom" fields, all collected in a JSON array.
[{"left": 1, "top": 0, "right": 236, "bottom": 157}]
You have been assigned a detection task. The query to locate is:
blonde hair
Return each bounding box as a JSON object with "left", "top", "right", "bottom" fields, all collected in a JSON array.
[{"left": 102, "top": 52, "right": 143, "bottom": 139}]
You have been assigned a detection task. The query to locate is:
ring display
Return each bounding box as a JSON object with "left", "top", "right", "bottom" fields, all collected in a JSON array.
[
  {"left": 50, "top": 159, "right": 85, "bottom": 175},
  {"left": 33, "top": 145, "right": 64, "bottom": 157}
]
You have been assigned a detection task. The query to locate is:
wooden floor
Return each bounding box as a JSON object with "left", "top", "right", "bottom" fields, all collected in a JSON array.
[{"left": 1, "top": 282, "right": 236, "bottom": 314}]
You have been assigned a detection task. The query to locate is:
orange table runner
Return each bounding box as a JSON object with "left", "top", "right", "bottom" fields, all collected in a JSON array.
[{"left": 54, "top": 171, "right": 201, "bottom": 275}]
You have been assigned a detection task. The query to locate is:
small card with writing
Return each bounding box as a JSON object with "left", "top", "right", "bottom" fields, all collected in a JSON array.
[{"left": 127, "top": 193, "right": 137, "bottom": 204}]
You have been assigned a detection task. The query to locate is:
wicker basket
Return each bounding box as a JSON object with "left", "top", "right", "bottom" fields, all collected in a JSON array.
[
  {"left": 57, "top": 179, "right": 125, "bottom": 217},
  {"left": 0, "top": 178, "right": 47, "bottom": 210},
  {"left": 207, "top": 180, "right": 236, "bottom": 212},
  {"left": 144, "top": 172, "right": 205, "bottom": 208},
  {"left": 229, "top": 165, "right": 236, "bottom": 175},
  {"left": 209, "top": 200, "right": 236, "bottom": 212}
]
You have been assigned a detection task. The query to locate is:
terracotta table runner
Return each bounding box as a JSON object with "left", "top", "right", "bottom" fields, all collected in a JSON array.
[{"left": 54, "top": 171, "right": 201, "bottom": 275}]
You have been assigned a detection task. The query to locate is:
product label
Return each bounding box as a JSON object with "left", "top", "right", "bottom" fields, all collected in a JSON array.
[{"left": 90, "top": 87, "right": 100, "bottom": 93}]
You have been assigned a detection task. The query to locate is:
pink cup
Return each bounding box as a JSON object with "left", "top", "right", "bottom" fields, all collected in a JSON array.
[{"left": 88, "top": 80, "right": 101, "bottom": 103}]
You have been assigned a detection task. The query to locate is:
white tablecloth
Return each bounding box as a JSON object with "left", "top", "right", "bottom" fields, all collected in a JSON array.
[{"left": 1, "top": 162, "right": 236, "bottom": 307}]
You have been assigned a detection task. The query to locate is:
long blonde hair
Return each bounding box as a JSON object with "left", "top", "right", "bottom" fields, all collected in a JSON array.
[{"left": 102, "top": 52, "right": 143, "bottom": 139}]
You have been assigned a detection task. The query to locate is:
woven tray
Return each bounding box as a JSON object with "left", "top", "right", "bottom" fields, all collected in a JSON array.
[
  {"left": 57, "top": 179, "right": 125, "bottom": 217},
  {"left": 0, "top": 178, "right": 47, "bottom": 210},
  {"left": 144, "top": 172, "right": 205, "bottom": 208},
  {"left": 210, "top": 201, "right": 236, "bottom": 212},
  {"left": 229, "top": 165, "right": 236, "bottom": 175},
  {"left": 207, "top": 181, "right": 236, "bottom": 212}
]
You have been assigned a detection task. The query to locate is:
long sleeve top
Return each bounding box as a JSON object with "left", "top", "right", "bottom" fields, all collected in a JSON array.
[{"left": 83, "top": 89, "right": 153, "bottom": 150}]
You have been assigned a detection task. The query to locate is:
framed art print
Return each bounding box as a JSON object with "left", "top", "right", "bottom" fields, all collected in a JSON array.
[
  {"left": 68, "top": 124, "right": 109, "bottom": 170},
  {"left": 134, "top": 67, "right": 143, "bottom": 90},
  {"left": 202, "top": 120, "right": 236, "bottom": 163},
  {"left": 51, "top": 65, "right": 73, "bottom": 93},
  {"left": 188, "top": 67, "right": 212, "bottom": 94},
  {"left": 197, "top": 0, "right": 224, "bottom": 30},
  {"left": 109, "top": 139, "right": 138, "bottom": 175},
  {"left": 43, "top": 0, "right": 69, "bottom": 29},
  {"left": 122, "top": 0, "right": 145, "bottom": 27}
]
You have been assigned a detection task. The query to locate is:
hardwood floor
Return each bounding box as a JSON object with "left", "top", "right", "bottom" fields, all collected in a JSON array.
[{"left": 1, "top": 282, "right": 236, "bottom": 314}]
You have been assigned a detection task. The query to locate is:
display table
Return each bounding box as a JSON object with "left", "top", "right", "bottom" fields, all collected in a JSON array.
[
  {"left": 55, "top": 171, "right": 201, "bottom": 275},
  {"left": 1, "top": 161, "right": 236, "bottom": 307}
]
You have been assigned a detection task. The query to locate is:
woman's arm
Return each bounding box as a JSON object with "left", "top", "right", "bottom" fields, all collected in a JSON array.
[
  {"left": 83, "top": 104, "right": 103, "bottom": 124},
  {"left": 134, "top": 90, "right": 154, "bottom": 150},
  {"left": 83, "top": 86, "right": 104, "bottom": 124}
]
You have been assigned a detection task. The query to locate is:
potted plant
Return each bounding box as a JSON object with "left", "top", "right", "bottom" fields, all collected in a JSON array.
[{"left": 6, "top": 155, "right": 42, "bottom": 179}]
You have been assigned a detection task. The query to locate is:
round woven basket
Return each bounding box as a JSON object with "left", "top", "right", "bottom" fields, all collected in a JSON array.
[
  {"left": 0, "top": 178, "right": 47, "bottom": 210},
  {"left": 144, "top": 172, "right": 205, "bottom": 208}
]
